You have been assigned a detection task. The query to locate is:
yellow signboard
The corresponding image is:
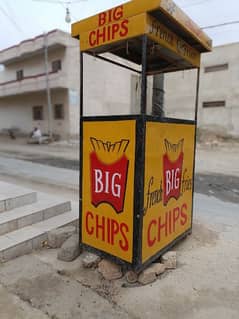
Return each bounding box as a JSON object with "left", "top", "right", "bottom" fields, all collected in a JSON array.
[
  {"left": 142, "top": 122, "right": 195, "bottom": 263},
  {"left": 159, "top": 0, "right": 212, "bottom": 51},
  {"left": 72, "top": 0, "right": 212, "bottom": 52},
  {"left": 79, "top": 13, "right": 147, "bottom": 52},
  {"left": 146, "top": 15, "right": 200, "bottom": 67},
  {"left": 82, "top": 120, "right": 136, "bottom": 263},
  {"left": 79, "top": 12, "right": 200, "bottom": 67}
]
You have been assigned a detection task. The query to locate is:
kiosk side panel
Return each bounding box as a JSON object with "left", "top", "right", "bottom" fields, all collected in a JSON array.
[
  {"left": 82, "top": 119, "right": 136, "bottom": 263},
  {"left": 142, "top": 121, "right": 195, "bottom": 264}
]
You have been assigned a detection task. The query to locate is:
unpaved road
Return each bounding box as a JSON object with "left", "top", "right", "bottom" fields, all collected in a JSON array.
[{"left": 0, "top": 193, "right": 238, "bottom": 319}]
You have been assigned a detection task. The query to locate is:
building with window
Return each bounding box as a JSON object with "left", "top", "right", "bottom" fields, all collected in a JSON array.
[
  {"left": 164, "top": 42, "right": 239, "bottom": 137},
  {"left": 0, "top": 30, "right": 139, "bottom": 139},
  {"left": 1, "top": 31, "right": 238, "bottom": 138},
  {"left": 0, "top": 30, "right": 83, "bottom": 139}
]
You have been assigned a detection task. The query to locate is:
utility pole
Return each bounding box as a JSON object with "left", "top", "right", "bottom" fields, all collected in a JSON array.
[
  {"left": 152, "top": 74, "right": 164, "bottom": 117},
  {"left": 44, "top": 33, "right": 53, "bottom": 139}
]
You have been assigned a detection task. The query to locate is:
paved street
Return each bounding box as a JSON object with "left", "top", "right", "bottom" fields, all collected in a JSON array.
[
  {"left": 0, "top": 156, "right": 79, "bottom": 191},
  {"left": 0, "top": 140, "right": 239, "bottom": 203}
]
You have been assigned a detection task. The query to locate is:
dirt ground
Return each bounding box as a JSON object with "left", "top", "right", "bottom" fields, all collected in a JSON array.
[
  {"left": 0, "top": 196, "right": 238, "bottom": 319},
  {"left": 0, "top": 134, "right": 238, "bottom": 318}
]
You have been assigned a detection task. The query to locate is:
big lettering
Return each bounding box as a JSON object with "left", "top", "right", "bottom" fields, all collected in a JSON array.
[{"left": 90, "top": 151, "right": 129, "bottom": 214}]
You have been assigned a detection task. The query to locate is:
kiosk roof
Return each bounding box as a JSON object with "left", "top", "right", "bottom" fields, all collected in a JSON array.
[
  {"left": 72, "top": 0, "right": 212, "bottom": 73},
  {"left": 72, "top": 0, "right": 212, "bottom": 52}
]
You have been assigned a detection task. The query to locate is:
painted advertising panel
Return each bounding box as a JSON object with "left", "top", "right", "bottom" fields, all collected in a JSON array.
[
  {"left": 79, "top": 13, "right": 147, "bottom": 52},
  {"left": 146, "top": 15, "right": 200, "bottom": 67},
  {"left": 72, "top": 0, "right": 211, "bottom": 52},
  {"left": 79, "top": 11, "right": 200, "bottom": 68},
  {"left": 82, "top": 120, "right": 136, "bottom": 263},
  {"left": 159, "top": 0, "right": 212, "bottom": 51},
  {"left": 142, "top": 122, "right": 195, "bottom": 263}
]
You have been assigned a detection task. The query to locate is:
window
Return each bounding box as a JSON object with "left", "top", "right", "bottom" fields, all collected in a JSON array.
[
  {"left": 204, "top": 64, "right": 228, "bottom": 73},
  {"left": 16, "top": 70, "right": 24, "bottom": 81},
  {"left": 33, "top": 106, "right": 44, "bottom": 120},
  {"left": 52, "top": 60, "right": 61, "bottom": 72},
  {"left": 54, "top": 104, "right": 64, "bottom": 119},
  {"left": 202, "top": 101, "right": 225, "bottom": 108}
]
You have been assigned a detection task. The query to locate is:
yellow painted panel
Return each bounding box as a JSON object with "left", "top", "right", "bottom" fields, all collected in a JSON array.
[
  {"left": 71, "top": 1, "right": 148, "bottom": 37},
  {"left": 160, "top": 0, "right": 212, "bottom": 51},
  {"left": 72, "top": 0, "right": 211, "bottom": 52},
  {"left": 142, "top": 122, "right": 195, "bottom": 263},
  {"left": 79, "top": 13, "right": 147, "bottom": 52},
  {"left": 82, "top": 120, "right": 136, "bottom": 263},
  {"left": 146, "top": 15, "right": 201, "bottom": 67}
]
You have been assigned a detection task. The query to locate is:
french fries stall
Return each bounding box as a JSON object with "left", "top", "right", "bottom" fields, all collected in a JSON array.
[{"left": 72, "top": 0, "right": 212, "bottom": 271}]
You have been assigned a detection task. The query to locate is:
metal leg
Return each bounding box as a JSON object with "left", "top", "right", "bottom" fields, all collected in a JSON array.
[
  {"left": 80, "top": 52, "right": 84, "bottom": 118},
  {"left": 79, "top": 51, "right": 84, "bottom": 246},
  {"left": 194, "top": 68, "right": 200, "bottom": 123},
  {"left": 191, "top": 67, "right": 201, "bottom": 229},
  {"left": 141, "top": 35, "right": 148, "bottom": 115}
]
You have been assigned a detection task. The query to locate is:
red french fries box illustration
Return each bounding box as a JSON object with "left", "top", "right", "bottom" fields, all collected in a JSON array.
[
  {"left": 163, "top": 139, "right": 184, "bottom": 205},
  {"left": 81, "top": 120, "right": 136, "bottom": 264},
  {"left": 90, "top": 138, "right": 129, "bottom": 214}
]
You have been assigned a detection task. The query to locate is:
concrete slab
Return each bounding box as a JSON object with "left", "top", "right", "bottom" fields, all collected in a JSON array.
[
  {"left": 2, "top": 241, "right": 33, "bottom": 262},
  {"left": 6, "top": 226, "right": 44, "bottom": 244},
  {"left": 0, "top": 235, "right": 16, "bottom": 251},
  {"left": 0, "top": 181, "right": 35, "bottom": 199},
  {"left": 0, "top": 181, "right": 78, "bottom": 262},
  {"left": 0, "top": 181, "right": 37, "bottom": 213},
  {"left": 34, "top": 209, "right": 78, "bottom": 232},
  {"left": 0, "top": 193, "right": 71, "bottom": 236},
  {"left": 0, "top": 209, "right": 78, "bottom": 262}
]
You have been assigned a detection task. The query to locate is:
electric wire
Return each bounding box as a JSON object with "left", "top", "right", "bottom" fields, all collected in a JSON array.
[
  {"left": 1, "top": 0, "right": 239, "bottom": 48},
  {"left": 202, "top": 20, "right": 239, "bottom": 29},
  {"left": 0, "top": 4, "right": 26, "bottom": 35},
  {"left": 181, "top": 0, "right": 214, "bottom": 8}
]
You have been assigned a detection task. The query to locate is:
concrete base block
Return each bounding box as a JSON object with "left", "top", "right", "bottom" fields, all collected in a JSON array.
[
  {"left": 57, "top": 234, "right": 80, "bottom": 262},
  {"left": 161, "top": 251, "right": 177, "bottom": 269},
  {"left": 98, "top": 259, "right": 123, "bottom": 280},
  {"left": 138, "top": 268, "right": 157, "bottom": 285},
  {"left": 82, "top": 253, "right": 101, "bottom": 268},
  {"left": 48, "top": 226, "right": 76, "bottom": 249}
]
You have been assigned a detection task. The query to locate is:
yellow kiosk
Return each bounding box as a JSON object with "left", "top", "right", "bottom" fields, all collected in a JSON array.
[{"left": 72, "top": 0, "right": 212, "bottom": 271}]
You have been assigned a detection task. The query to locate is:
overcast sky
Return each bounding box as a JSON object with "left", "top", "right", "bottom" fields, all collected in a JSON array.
[{"left": 0, "top": 0, "right": 238, "bottom": 50}]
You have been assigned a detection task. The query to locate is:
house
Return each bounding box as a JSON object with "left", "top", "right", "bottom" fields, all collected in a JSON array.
[
  {"left": 164, "top": 42, "right": 239, "bottom": 137},
  {"left": 0, "top": 30, "right": 140, "bottom": 139},
  {"left": 1, "top": 29, "right": 237, "bottom": 138},
  {"left": 0, "top": 30, "right": 80, "bottom": 139}
]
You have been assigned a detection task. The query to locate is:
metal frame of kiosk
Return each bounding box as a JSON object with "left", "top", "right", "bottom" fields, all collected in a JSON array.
[{"left": 72, "top": 0, "right": 212, "bottom": 271}]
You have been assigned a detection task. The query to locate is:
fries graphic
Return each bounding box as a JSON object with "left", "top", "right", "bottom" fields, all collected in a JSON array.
[
  {"left": 163, "top": 138, "right": 184, "bottom": 205},
  {"left": 164, "top": 139, "right": 184, "bottom": 162},
  {"left": 89, "top": 137, "right": 130, "bottom": 213},
  {"left": 90, "top": 137, "right": 129, "bottom": 164}
]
